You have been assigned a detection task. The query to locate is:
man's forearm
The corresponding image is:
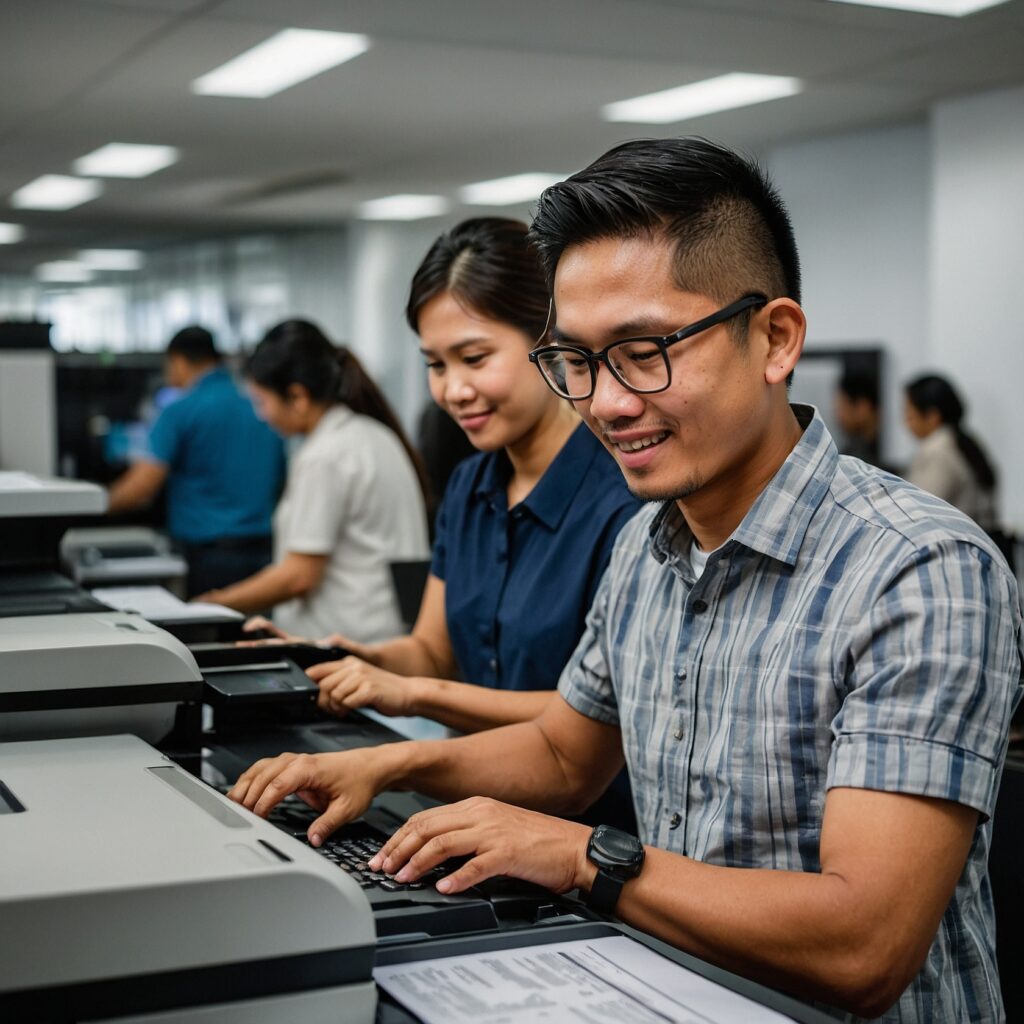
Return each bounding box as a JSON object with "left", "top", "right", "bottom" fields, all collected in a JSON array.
[
  {"left": 376, "top": 722, "right": 586, "bottom": 815},
  {"left": 372, "top": 635, "right": 457, "bottom": 680}
]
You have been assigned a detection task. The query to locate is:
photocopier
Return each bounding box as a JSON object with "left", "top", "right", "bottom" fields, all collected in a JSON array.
[{"left": 0, "top": 472, "right": 379, "bottom": 1022}]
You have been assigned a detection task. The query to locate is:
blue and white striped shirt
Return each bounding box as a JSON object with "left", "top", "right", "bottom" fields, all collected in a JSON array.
[{"left": 560, "top": 406, "right": 1022, "bottom": 1022}]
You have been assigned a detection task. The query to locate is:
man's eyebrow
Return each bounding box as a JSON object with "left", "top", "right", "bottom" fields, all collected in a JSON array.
[{"left": 548, "top": 317, "right": 678, "bottom": 347}]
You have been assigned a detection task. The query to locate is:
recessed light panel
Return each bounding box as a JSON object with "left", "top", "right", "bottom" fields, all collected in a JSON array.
[
  {"left": 10, "top": 175, "right": 102, "bottom": 211},
  {"left": 602, "top": 73, "right": 803, "bottom": 124},
  {"left": 79, "top": 249, "right": 145, "bottom": 271},
  {"left": 0, "top": 223, "right": 25, "bottom": 244},
  {"left": 459, "top": 173, "right": 566, "bottom": 206},
  {"left": 36, "top": 261, "right": 94, "bottom": 283},
  {"left": 192, "top": 29, "right": 371, "bottom": 98},
  {"left": 358, "top": 195, "right": 450, "bottom": 221},
  {"left": 73, "top": 144, "right": 179, "bottom": 178},
  {"left": 827, "top": 0, "right": 1009, "bottom": 15}
]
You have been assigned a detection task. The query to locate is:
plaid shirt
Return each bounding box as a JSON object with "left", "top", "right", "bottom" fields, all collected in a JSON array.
[{"left": 560, "top": 406, "right": 1022, "bottom": 1022}]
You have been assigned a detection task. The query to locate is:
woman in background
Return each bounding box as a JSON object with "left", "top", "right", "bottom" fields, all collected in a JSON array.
[
  {"left": 198, "top": 319, "right": 429, "bottom": 643},
  {"left": 904, "top": 373, "right": 999, "bottom": 532}
]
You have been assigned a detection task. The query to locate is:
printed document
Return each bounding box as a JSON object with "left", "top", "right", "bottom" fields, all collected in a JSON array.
[{"left": 374, "top": 934, "right": 795, "bottom": 1023}]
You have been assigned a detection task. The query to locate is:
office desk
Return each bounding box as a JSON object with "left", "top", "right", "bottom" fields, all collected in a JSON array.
[{"left": 202, "top": 714, "right": 835, "bottom": 1024}]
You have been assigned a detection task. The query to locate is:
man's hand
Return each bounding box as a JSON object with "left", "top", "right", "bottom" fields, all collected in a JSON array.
[
  {"left": 367, "top": 797, "right": 595, "bottom": 896},
  {"left": 227, "top": 749, "right": 386, "bottom": 846},
  {"left": 306, "top": 658, "right": 418, "bottom": 718}
]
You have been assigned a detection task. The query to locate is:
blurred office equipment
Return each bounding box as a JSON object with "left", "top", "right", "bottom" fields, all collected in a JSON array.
[
  {"left": 0, "top": 321, "right": 57, "bottom": 476},
  {"left": 62, "top": 526, "right": 186, "bottom": 589}
]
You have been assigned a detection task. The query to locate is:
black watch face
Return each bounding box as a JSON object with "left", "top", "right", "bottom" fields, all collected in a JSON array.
[{"left": 591, "top": 825, "right": 642, "bottom": 867}]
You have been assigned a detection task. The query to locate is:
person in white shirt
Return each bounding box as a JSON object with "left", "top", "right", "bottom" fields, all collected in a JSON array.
[
  {"left": 198, "top": 319, "right": 429, "bottom": 643},
  {"left": 903, "top": 373, "right": 999, "bottom": 533}
]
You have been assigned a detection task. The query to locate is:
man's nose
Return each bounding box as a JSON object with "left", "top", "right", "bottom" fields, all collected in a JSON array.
[{"left": 588, "top": 362, "right": 646, "bottom": 423}]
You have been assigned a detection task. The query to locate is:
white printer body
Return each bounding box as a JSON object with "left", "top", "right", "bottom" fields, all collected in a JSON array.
[
  {"left": 0, "top": 735, "right": 377, "bottom": 1023},
  {"left": 0, "top": 612, "right": 203, "bottom": 744}
]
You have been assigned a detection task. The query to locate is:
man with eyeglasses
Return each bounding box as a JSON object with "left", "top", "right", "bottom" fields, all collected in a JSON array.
[{"left": 230, "top": 139, "right": 1021, "bottom": 1022}]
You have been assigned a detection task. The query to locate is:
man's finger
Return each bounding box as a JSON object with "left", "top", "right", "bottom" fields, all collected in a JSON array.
[
  {"left": 394, "top": 828, "right": 479, "bottom": 882},
  {"left": 252, "top": 758, "right": 317, "bottom": 818},
  {"left": 436, "top": 851, "right": 505, "bottom": 894},
  {"left": 308, "top": 801, "right": 356, "bottom": 847}
]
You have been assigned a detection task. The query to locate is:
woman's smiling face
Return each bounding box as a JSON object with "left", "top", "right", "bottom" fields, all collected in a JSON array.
[{"left": 417, "top": 290, "right": 559, "bottom": 452}]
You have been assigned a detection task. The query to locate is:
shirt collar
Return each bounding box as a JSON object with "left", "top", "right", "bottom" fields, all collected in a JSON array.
[
  {"left": 191, "top": 365, "right": 227, "bottom": 389},
  {"left": 306, "top": 403, "right": 353, "bottom": 440},
  {"left": 473, "top": 422, "right": 600, "bottom": 530},
  {"left": 650, "top": 404, "right": 837, "bottom": 568}
]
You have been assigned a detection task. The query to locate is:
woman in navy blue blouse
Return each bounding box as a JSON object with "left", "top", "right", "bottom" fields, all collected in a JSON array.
[{"left": 302, "top": 219, "right": 638, "bottom": 738}]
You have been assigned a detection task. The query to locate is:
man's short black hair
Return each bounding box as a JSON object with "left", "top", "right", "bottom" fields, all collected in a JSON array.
[
  {"left": 529, "top": 137, "right": 801, "bottom": 309},
  {"left": 166, "top": 326, "right": 219, "bottom": 364},
  {"left": 838, "top": 364, "right": 879, "bottom": 408}
]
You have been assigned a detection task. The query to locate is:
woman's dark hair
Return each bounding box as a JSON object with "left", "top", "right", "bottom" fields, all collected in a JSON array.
[
  {"left": 406, "top": 217, "right": 549, "bottom": 341},
  {"left": 247, "top": 319, "right": 430, "bottom": 506},
  {"left": 905, "top": 374, "right": 997, "bottom": 491}
]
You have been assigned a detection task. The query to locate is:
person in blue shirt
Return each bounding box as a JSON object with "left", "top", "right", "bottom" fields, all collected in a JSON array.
[{"left": 107, "top": 326, "right": 285, "bottom": 597}]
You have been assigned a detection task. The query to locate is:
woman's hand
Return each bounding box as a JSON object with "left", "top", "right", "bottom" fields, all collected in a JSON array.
[{"left": 306, "top": 658, "right": 421, "bottom": 718}]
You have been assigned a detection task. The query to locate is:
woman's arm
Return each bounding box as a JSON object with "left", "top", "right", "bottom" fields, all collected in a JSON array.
[
  {"left": 197, "top": 551, "right": 327, "bottom": 613},
  {"left": 306, "top": 658, "right": 556, "bottom": 732}
]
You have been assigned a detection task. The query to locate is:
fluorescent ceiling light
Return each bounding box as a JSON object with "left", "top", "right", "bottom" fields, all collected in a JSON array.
[
  {"left": 459, "top": 173, "right": 566, "bottom": 206},
  {"left": 192, "top": 28, "right": 371, "bottom": 98},
  {"left": 10, "top": 175, "right": 102, "bottom": 211},
  {"left": 358, "top": 194, "right": 450, "bottom": 221},
  {"left": 602, "top": 73, "right": 803, "bottom": 124},
  {"left": 73, "top": 143, "right": 179, "bottom": 178},
  {"left": 827, "top": 0, "right": 1009, "bottom": 15},
  {"left": 0, "top": 223, "right": 25, "bottom": 244},
  {"left": 36, "top": 261, "right": 95, "bottom": 283},
  {"left": 79, "top": 249, "right": 145, "bottom": 271}
]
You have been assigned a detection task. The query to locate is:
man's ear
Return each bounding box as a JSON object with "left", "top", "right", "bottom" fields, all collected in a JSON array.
[{"left": 761, "top": 298, "right": 806, "bottom": 386}]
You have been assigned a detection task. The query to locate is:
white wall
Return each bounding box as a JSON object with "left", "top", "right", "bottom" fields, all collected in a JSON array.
[
  {"left": 767, "top": 122, "right": 931, "bottom": 467},
  {"left": 931, "top": 83, "right": 1024, "bottom": 530}
]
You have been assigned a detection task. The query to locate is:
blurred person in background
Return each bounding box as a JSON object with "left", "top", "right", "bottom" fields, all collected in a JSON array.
[
  {"left": 834, "top": 360, "right": 883, "bottom": 468},
  {"left": 107, "top": 325, "right": 285, "bottom": 597},
  {"left": 197, "top": 319, "right": 429, "bottom": 643},
  {"left": 904, "top": 373, "right": 999, "bottom": 533}
]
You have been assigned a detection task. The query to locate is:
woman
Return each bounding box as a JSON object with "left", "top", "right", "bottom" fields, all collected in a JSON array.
[
  {"left": 904, "top": 373, "right": 999, "bottom": 532},
  {"left": 198, "top": 319, "right": 430, "bottom": 644},
  {"left": 253, "top": 218, "right": 639, "bottom": 737}
]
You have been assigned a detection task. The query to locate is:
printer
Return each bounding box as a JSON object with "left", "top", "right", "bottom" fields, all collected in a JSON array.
[
  {"left": 0, "top": 612, "right": 202, "bottom": 748},
  {"left": 61, "top": 525, "right": 187, "bottom": 588},
  {"left": 0, "top": 470, "right": 111, "bottom": 617},
  {"left": 0, "top": 734, "right": 377, "bottom": 1023}
]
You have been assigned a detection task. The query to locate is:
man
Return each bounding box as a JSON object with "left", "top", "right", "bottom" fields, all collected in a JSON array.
[
  {"left": 229, "top": 140, "right": 1022, "bottom": 1020},
  {"left": 834, "top": 361, "right": 884, "bottom": 468},
  {"left": 107, "top": 326, "right": 285, "bottom": 597}
]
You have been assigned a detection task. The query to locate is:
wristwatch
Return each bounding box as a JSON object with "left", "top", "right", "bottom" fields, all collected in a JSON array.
[{"left": 585, "top": 824, "right": 645, "bottom": 915}]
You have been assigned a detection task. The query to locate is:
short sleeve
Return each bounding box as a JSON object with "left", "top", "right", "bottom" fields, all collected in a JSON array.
[
  {"left": 279, "top": 454, "right": 352, "bottom": 555},
  {"left": 429, "top": 483, "right": 451, "bottom": 582},
  {"left": 146, "top": 406, "right": 181, "bottom": 466},
  {"left": 558, "top": 565, "right": 620, "bottom": 725},
  {"left": 828, "top": 539, "right": 1023, "bottom": 819}
]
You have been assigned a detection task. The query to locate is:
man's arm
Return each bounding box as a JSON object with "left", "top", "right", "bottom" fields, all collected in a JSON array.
[
  {"left": 198, "top": 551, "right": 327, "bottom": 612},
  {"left": 228, "top": 694, "right": 625, "bottom": 836},
  {"left": 368, "top": 786, "right": 975, "bottom": 1019},
  {"left": 106, "top": 460, "right": 168, "bottom": 514}
]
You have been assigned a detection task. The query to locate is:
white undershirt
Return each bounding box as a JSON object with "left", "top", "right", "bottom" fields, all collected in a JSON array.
[{"left": 689, "top": 540, "right": 728, "bottom": 580}]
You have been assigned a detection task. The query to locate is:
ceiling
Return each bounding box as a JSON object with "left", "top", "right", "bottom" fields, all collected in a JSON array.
[{"left": 1, "top": 0, "right": 1023, "bottom": 272}]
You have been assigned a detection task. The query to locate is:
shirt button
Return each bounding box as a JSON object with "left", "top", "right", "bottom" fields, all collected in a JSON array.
[
  {"left": 677, "top": 669, "right": 687, "bottom": 681},
  {"left": 692, "top": 599, "right": 708, "bottom": 614},
  {"left": 489, "top": 657, "right": 498, "bottom": 673},
  {"left": 673, "top": 728, "right": 684, "bottom": 740},
  {"left": 669, "top": 812, "right": 682, "bottom": 830}
]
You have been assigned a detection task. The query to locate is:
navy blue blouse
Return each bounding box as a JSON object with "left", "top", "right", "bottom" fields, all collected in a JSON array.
[{"left": 432, "top": 422, "right": 640, "bottom": 691}]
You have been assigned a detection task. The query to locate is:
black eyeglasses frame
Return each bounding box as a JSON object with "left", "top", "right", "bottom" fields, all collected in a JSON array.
[{"left": 528, "top": 293, "right": 769, "bottom": 401}]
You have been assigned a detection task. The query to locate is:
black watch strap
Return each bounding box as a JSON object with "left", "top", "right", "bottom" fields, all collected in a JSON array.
[{"left": 586, "top": 868, "right": 626, "bottom": 915}]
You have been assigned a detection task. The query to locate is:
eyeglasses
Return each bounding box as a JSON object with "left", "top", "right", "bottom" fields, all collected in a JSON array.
[{"left": 528, "top": 293, "right": 768, "bottom": 401}]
